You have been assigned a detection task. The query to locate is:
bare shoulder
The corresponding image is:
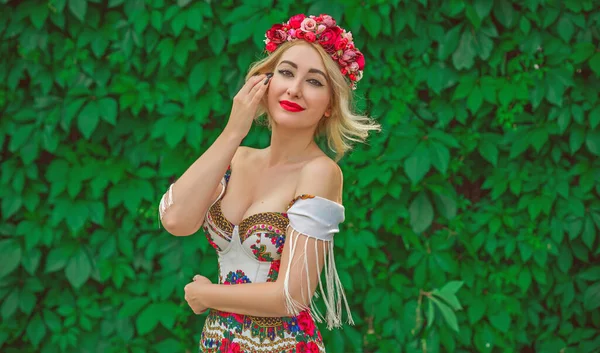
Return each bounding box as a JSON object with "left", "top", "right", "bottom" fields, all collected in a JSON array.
[
  {"left": 296, "top": 156, "right": 343, "bottom": 203},
  {"left": 232, "top": 146, "right": 260, "bottom": 166}
]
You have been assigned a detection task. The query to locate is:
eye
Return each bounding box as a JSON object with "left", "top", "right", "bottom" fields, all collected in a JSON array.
[
  {"left": 308, "top": 79, "right": 324, "bottom": 87},
  {"left": 278, "top": 69, "right": 293, "bottom": 77}
]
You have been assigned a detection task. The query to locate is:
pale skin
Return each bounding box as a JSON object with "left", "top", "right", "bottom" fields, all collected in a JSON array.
[{"left": 165, "top": 42, "right": 344, "bottom": 317}]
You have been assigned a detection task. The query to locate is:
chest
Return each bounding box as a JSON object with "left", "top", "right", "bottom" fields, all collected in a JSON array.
[{"left": 220, "top": 165, "right": 301, "bottom": 225}]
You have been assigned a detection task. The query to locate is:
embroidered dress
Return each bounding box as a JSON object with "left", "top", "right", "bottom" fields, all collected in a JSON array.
[{"left": 159, "top": 167, "right": 353, "bottom": 353}]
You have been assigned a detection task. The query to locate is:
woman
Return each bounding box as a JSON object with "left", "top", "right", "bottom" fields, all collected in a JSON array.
[{"left": 159, "top": 13, "right": 379, "bottom": 353}]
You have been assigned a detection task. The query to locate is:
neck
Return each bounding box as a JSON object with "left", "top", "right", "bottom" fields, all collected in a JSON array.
[{"left": 267, "top": 124, "right": 318, "bottom": 166}]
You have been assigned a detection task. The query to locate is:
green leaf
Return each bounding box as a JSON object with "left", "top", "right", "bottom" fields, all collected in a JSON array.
[
  {"left": 518, "top": 269, "right": 532, "bottom": 292},
  {"left": 589, "top": 106, "right": 600, "bottom": 130},
  {"left": 583, "top": 282, "right": 600, "bottom": 310},
  {"left": 136, "top": 303, "right": 161, "bottom": 335},
  {"left": 474, "top": 0, "right": 493, "bottom": 19},
  {"left": 171, "top": 11, "right": 187, "bottom": 37},
  {"left": 364, "top": 11, "right": 382, "bottom": 37},
  {"left": 586, "top": 130, "right": 600, "bottom": 156},
  {"left": 404, "top": 143, "right": 431, "bottom": 184},
  {"left": 208, "top": 28, "right": 226, "bottom": 55},
  {"left": 467, "top": 298, "right": 486, "bottom": 324},
  {"left": 26, "top": 314, "right": 46, "bottom": 347},
  {"left": 0, "top": 240, "right": 22, "bottom": 278},
  {"left": 98, "top": 98, "right": 117, "bottom": 125},
  {"left": 43, "top": 309, "right": 62, "bottom": 332},
  {"left": 437, "top": 24, "right": 462, "bottom": 60},
  {"left": 430, "top": 297, "right": 459, "bottom": 332},
  {"left": 434, "top": 193, "right": 457, "bottom": 220},
  {"left": 426, "top": 299, "right": 435, "bottom": 329},
  {"left": 409, "top": 192, "right": 434, "bottom": 234},
  {"left": 493, "top": 0, "right": 514, "bottom": 28},
  {"left": 21, "top": 248, "right": 41, "bottom": 275},
  {"left": 590, "top": 53, "right": 600, "bottom": 77},
  {"left": 557, "top": 16, "right": 575, "bottom": 42},
  {"left": 557, "top": 247, "right": 573, "bottom": 273},
  {"left": 1, "top": 289, "right": 19, "bottom": 319},
  {"left": 570, "top": 42, "right": 595, "bottom": 64},
  {"left": 569, "top": 126, "right": 585, "bottom": 154},
  {"left": 582, "top": 217, "right": 596, "bottom": 250},
  {"left": 489, "top": 311, "right": 511, "bottom": 333},
  {"left": 78, "top": 100, "right": 100, "bottom": 139},
  {"left": 429, "top": 141, "right": 450, "bottom": 174},
  {"left": 440, "top": 281, "right": 464, "bottom": 294},
  {"left": 68, "top": 0, "right": 87, "bottom": 22},
  {"left": 189, "top": 62, "right": 208, "bottom": 94},
  {"left": 118, "top": 297, "right": 150, "bottom": 318},
  {"left": 30, "top": 3, "right": 49, "bottom": 29},
  {"left": 65, "top": 248, "right": 92, "bottom": 288},
  {"left": 479, "top": 139, "right": 498, "bottom": 166},
  {"left": 467, "top": 85, "right": 483, "bottom": 113},
  {"left": 452, "top": 30, "right": 476, "bottom": 70}
]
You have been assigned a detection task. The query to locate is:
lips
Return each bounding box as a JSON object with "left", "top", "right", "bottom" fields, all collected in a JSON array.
[{"left": 279, "top": 100, "right": 305, "bottom": 112}]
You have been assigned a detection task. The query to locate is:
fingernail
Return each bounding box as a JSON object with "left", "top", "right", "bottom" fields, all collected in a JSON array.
[
  {"left": 266, "top": 73, "right": 273, "bottom": 78},
  {"left": 264, "top": 77, "right": 271, "bottom": 85}
]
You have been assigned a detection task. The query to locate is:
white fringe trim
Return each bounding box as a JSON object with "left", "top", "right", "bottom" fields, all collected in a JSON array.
[
  {"left": 283, "top": 226, "right": 354, "bottom": 330},
  {"left": 158, "top": 183, "right": 174, "bottom": 227}
]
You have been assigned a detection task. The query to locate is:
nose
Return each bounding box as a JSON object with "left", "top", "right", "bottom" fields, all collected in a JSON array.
[{"left": 285, "top": 77, "right": 302, "bottom": 98}]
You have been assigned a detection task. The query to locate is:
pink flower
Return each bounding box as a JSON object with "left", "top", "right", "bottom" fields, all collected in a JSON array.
[
  {"left": 342, "top": 49, "right": 356, "bottom": 62},
  {"left": 316, "top": 24, "right": 326, "bottom": 34},
  {"left": 288, "top": 14, "right": 305, "bottom": 29},
  {"left": 300, "top": 18, "right": 317, "bottom": 32},
  {"left": 321, "top": 15, "right": 336, "bottom": 27},
  {"left": 304, "top": 31, "right": 316, "bottom": 43},
  {"left": 349, "top": 61, "right": 359, "bottom": 72},
  {"left": 287, "top": 28, "right": 296, "bottom": 40},
  {"left": 342, "top": 31, "right": 353, "bottom": 42}
]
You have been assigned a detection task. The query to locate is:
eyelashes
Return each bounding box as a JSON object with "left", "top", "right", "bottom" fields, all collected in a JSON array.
[{"left": 277, "top": 69, "right": 324, "bottom": 87}]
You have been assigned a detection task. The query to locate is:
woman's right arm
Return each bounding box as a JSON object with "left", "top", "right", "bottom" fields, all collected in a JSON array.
[
  {"left": 159, "top": 131, "right": 244, "bottom": 236},
  {"left": 159, "top": 73, "right": 272, "bottom": 236}
]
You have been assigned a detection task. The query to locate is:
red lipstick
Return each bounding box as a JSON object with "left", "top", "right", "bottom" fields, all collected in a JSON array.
[{"left": 280, "top": 100, "right": 305, "bottom": 112}]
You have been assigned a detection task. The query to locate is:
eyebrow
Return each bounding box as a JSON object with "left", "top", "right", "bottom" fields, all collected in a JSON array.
[{"left": 279, "top": 60, "right": 327, "bottom": 80}]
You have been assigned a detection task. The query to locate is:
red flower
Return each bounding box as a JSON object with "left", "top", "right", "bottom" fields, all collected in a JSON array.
[
  {"left": 296, "top": 341, "right": 320, "bottom": 353},
  {"left": 297, "top": 311, "right": 316, "bottom": 336},
  {"left": 355, "top": 52, "right": 365, "bottom": 70},
  {"left": 289, "top": 14, "right": 306, "bottom": 29},
  {"left": 317, "top": 29, "right": 339, "bottom": 52},
  {"left": 307, "top": 342, "right": 320, "bottom": 353},
  {"left": 304, "top": 32, "right": 316, "bottom": 43},
  {"left": 266, "top": 24, "right": 287, "bottom": 44},
  {"left": 335, "top": 38, "right": 348, "bottom": 51},
  {"left": 266, "top": 42, "right": 277, "bottom": 52},
  {"left": 296, "top": 30, "right": 305, "bottom": 39},
  {"left": 219, "top": 338, "right": 241, "bottom": 353},
  {"left": 349, "top": 74, "right": 356, "bottom": 81}
]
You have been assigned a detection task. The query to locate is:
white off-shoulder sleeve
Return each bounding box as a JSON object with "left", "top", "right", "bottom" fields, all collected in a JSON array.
[
  {"left": 282, "top": 196, "right": 354, "bottom": 330},
  {"left": 158, "top": 168, "right": 230, "bottom": 227}
]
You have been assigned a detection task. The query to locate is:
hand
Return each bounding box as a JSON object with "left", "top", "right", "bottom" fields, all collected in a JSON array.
[
  {"left": 184, "top": 274, "right": 213, "bottom": 314},
  {"left": 224, "top": 73, "right": 272, "bottom": 139}
]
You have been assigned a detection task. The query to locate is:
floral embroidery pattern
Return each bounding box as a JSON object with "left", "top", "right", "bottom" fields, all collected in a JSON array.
[
  {"left": 223, "top": 270, "right": 251, "bottom": 285},
  {"left": 266, "top": 260, "right": 281, "bottom": 282}
]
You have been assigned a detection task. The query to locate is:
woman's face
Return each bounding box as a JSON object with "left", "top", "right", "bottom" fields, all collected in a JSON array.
[{"left": 266, "top": 43, "right": 331, "bottom": 130}]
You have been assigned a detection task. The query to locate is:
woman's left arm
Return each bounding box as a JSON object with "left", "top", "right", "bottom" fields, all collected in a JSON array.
[{"left": 185, "top": 157, "right": 342, "bottom": 317}]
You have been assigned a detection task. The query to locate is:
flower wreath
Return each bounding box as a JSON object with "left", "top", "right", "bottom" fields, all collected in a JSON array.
[{"left": 264, "top": 14, "right": 365, "bottom": 90}]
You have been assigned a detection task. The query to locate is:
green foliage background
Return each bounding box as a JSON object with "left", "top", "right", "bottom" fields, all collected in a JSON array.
[{"left": 1, "top": 0, "right": 600, "bottom": 352}]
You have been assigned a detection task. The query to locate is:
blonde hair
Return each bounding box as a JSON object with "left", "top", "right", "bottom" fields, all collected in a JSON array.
[{"left": 245, "top": 41, "right": 380, "bottom": 161}]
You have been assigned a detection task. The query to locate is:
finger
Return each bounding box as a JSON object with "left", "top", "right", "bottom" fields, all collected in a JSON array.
[
  {"left": 239, "top": 74, "right": 267, "bottom": 95},
  {"left": 193, "top": 275, "right": 201, "bottom": 282},
  {"left": 248, "top": 74, "right": 271, "bottom": 103},
  {"left": 250, "top": 77, "right": 271, "bottom": 106}
]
